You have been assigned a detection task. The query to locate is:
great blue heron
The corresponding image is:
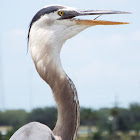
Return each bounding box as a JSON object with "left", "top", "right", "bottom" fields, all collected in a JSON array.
[{"left": 10, "top": 5, "right": 129, "bottom": 140}]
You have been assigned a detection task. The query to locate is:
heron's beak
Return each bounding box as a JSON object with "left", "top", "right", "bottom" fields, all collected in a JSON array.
[{"left": 75, "top": 10, "right": 130, "bottom": 25}]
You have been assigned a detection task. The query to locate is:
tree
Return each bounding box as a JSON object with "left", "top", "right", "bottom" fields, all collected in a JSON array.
[
  {"left": 80, "top": 108, "right": 99, "bottom": 126},
  {"left": 3, "top": 110, "right": 28, "bottom": 127},
  {"left": 0, "top": 110, "right": 28, "bottom": 127},
  {"left": 28, "top": 107, "right": 57, "bottom": 129}
]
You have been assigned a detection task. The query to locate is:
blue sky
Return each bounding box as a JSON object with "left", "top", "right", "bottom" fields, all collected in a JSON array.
[{"left": 0, "top": 0, "right": 140, "bottom": 111}]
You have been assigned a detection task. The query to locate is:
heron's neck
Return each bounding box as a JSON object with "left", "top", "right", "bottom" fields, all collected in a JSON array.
[{"left": 30, "top": 43, "right": 80, "bottom": 140}]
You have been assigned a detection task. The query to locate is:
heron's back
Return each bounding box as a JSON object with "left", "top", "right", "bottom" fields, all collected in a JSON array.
[{"left": 10, "top": 122, "right": 55, "bottom": 140}]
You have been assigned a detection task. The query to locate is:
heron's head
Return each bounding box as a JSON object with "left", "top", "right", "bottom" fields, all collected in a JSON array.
[
  {"left": 28, "top": 5, "right": 130, "bottom": 82},
  {"left": 28, "top": 5, "right": 129, "bottom": 53}
]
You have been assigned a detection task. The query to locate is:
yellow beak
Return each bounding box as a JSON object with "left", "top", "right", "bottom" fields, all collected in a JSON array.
[{"left": 76, "top": 19, "right": 130, "bottom": 25}]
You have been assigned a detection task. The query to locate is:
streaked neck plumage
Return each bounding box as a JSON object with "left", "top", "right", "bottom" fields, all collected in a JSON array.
[{"left": 29, "top": 23, "right": 87, "bottom": 140}]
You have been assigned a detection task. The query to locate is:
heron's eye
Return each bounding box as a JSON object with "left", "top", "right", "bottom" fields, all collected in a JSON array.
[{"left": 58, "top": 11, "right": 64, "bottom": 16}]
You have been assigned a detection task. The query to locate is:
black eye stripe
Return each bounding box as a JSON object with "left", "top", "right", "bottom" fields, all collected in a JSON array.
[
  {"left": 32, "top": 6, "right": 64, "bottom": 24},
  {"left": 28, "top": 6, "right": 65, "bottom": 44}
]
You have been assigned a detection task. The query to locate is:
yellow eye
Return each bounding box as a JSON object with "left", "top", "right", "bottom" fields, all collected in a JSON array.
[{"left": 58, "top": 11, "right": 64, "bottom": 16}]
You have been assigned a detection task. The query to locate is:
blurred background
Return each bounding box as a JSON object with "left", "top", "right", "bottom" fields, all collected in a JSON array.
[{"left": 0, "top": 0, "right": 140, "bottom": 140}]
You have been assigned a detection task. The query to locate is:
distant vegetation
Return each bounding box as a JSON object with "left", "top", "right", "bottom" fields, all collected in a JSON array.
[{"left": 0, "top": 103, "right": 140, "bottom": 140}]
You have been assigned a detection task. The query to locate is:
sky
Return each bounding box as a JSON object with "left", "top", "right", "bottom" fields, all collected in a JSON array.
[{"left": 0, "top": 0, "right": 140, "bottom": 111}]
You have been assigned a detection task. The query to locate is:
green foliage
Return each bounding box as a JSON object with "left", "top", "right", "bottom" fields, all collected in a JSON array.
[
  {"left": 0, "top": 132, "right": 2, "bottom": 139},
  {"left": 0, "top": 103, "right": 140, "bottom": 140},
  {"left": 78, "top": 138, "right": 92, "bottom": 140},
  {"left": 134, "top": 123, "right": 140, "bottom": 133},
  {"left": 117, "top": 116, "right": 129, "bottom": 132},
  {"left": 110, "top": 108, "right": 119, "bottom": 117},
  {"left": 80, "top": 108, "right": 99, "bottom": 125},
  {"left": 0, "top": 110, "right": 28, "bottom": 127},
  {"left": 103, "top": 135, "right": 121, "bottom": 140},
  {"left": 93, "top": 131, "right": 102, "bottom": 140},
  {"left": 28, "top": 107, "right": 57, "bottom": 129}
]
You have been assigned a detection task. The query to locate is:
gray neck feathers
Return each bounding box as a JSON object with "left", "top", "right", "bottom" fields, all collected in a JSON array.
[{"left": 31, "top": 42, "right": 80, "bottom": 140}]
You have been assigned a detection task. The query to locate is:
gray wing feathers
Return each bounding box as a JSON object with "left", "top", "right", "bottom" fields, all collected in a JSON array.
[{"left": 10, "top": 122, "right": 56, "bottom": 140}]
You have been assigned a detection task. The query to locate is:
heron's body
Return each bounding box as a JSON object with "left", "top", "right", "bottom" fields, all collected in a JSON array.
[
  {"left": 10, "top": 5, "right": 129, "bottom": 140},
  {"left": 9, "top": 122, "right": 56, "bottom": 140}
]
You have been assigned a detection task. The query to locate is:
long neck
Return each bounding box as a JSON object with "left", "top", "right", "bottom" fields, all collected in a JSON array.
[{"left": 30, "top": 42, "right": 80, "bottom": 140}]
